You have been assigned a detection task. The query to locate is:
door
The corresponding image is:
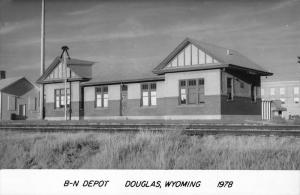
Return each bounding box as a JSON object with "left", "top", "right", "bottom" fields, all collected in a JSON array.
[
  {"left": 187, "top": 80, "right": 197, "bottom": 104},
  {"left": 19, "top": 104, "right": 26, "bottom": 118},
  {"left": 120, "top": 85, "right": 128, "bottom": 116}
]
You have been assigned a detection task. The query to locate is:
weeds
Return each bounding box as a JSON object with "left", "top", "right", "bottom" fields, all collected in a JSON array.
[{"left": 0, "top": 131, "right": 299, "bottom": 169}]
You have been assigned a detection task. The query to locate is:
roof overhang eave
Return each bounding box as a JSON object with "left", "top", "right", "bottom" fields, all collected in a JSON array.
[
  {"left": 152, "top": 64, "right": 228, "bottom": 75},
  {"left": 37, "top": 78, "right": 91, "bottom": 84},
  {"left": 227, "top": 64, "right": 273, "bottom": 76},
  {"left": 81, "top": 76, "right": 165, "bottom": 87}
]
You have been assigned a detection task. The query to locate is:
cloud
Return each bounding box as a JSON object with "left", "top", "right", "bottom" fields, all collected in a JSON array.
[
  {"left": 259, "top": 0, "right": 299, "bottom": 13},
  {"left": 270, "top": 0, "right": 299, "bottom": 10},
  {"left": 65, "top": 7, "right": 96, "bottom": 16},
  {"left": 0, "top": 22, "right": 20, "bottom": 35},
  {"left": 0, "top": 20, "right": 35, "bottom": 35}
]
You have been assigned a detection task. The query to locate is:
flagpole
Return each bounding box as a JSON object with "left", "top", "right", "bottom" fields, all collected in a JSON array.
[{"left": 40, "top": 0, "right": 45, "bottom": 119}]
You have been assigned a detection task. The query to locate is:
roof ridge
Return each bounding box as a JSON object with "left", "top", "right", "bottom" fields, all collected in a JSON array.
[{"left": 187, "top": 37, "right": 240, "bottom": 54}]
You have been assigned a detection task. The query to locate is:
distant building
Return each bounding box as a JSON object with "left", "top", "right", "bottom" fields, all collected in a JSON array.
[
  {"left": 37, "top": 38, "right": 272, "bottom": 121},
  {"left": 0, "top": 71, "right": 40, "bottom": 120},
  {"left": 261, "top": 80, "right": 300, "bottom": 119}
]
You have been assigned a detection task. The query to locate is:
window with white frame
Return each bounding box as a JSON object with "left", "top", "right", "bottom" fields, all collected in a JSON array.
[
  {"left": 294, "top": 87, "right": 299, "bottom": 95},
  {"left": 54, "top": 88, "right": 70, "bottom": 109},
  {"left": 294, "top": 97, "right": 299, "bottom": 104},
  {"left": 279, "top": 87, "right": 285, "bottom": 95},
  {"left": 141, "top": 83, "right": 157, "bottom": 106},
  {"left": 179, "top": 78, "right": 205, "bottom": 105},
  {"left": 95, "top": 86, "right": 108, "bottom": 108},
  {"left": 261, "top": 88, "right": 265, "bottom": 96},
  {"left": 270, "top": 88, "right": 275, "bottom": 95}
]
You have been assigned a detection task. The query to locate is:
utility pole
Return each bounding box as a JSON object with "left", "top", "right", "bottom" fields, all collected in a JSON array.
[
  {"left": 61, "top": 46, "right": 70, "bottom": 121},
  {"left": 40, "top": 0, "right": 45, "bottom": 119}
]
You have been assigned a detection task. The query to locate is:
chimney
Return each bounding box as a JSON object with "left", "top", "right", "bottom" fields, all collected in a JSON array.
[{"left": 0, "top": 71, "right": 6, "bottom": 80}]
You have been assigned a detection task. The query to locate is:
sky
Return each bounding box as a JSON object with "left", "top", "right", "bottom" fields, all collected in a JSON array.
[{"left": 0, "top": 0, "right": 300, "bottom": 82}]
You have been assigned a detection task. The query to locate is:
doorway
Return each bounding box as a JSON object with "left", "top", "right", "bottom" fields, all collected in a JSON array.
[
  {"left": 19, "top": 104, "right": 26, "bottom": 118},
  {"left": 120, "top": 84, "right": 128, "bottom": 116}
]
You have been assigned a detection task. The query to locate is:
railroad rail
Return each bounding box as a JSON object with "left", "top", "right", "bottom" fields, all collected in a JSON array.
[{"left": 0, "top": 122, "right": 300, "bottom": 136}]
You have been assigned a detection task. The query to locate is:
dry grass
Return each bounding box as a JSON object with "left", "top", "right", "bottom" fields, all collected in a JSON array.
[{"left": 0, "top": 130, "right": 299, "bottom": 169}]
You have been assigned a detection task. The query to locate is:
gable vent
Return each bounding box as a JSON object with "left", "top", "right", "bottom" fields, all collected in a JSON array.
[{"left": 227, "top": 49, "right": 233, "bottom": 55}]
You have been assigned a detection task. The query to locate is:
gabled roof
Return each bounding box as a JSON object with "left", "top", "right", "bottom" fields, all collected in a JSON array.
[
  {"left": 153, "top": 37, "right": 273, "bottom": 76},
  {"left": 36, "top": 57, "right": 94, "bottom": 83},
  {"left": 0, "top": 77, "right": 24, "bottom": 91}
]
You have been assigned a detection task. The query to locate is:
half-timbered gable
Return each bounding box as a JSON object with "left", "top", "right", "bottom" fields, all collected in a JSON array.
[{"left": 166, "top": 43, "right": 219, "bottom": 68}]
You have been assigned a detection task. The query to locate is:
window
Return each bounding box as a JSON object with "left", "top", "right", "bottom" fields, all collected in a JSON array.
[
  {"left": 294, "top": 87, "right": 299, "bottom": 95},
  {"left": 270, "top": 88, "right": 275, "bottom": 95},
  {"left": 280, "top": 98, "right": 285, "bottom": 104},
  {"left": 240, "top": 82, "right": 244, "bottom": 89},
  {"left": 8, "top": 96, "right": 16, "bottom": 111},
  {"left": 279, "top": 87, "right": 285, "bottom": 95},
  {"left": 198, "top": 79, "right": 205, "bottom": 103},
  {"left": 95, "top": 86, "right": 108, "bottom": 108},
  {"left": 227, "top": 77, "right": 234, "bottom": 100},
  {"left": 180, "top": 81, "right": 187, "bottom": 104},
  {"left": 34, "top": 97, "right": 38, "bottom": 111},
  {"left": 251, "top": 85, "right": 257, "bottom": 102},
  {"left": 141, "top": 83, "right": 157, "bottom": 106},
  {"left": 29, "top": 97, "right": 38, "bottom": 111},
  {"left": 179, "top": 78, "right": 205, "bottom": 105},
  {"left": 261, "top": 88, "right": 265, "bottom": 96},
  {"left": 294, "top": 97, "right": 299, "bottom": 104},
  {"left": 54, "top": 88, "right": 70, "bottom": 109}
]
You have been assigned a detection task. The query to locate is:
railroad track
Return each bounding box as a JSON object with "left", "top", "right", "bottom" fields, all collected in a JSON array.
[{"left": 0, "top": 123, "right": 300, "bottom": 136}]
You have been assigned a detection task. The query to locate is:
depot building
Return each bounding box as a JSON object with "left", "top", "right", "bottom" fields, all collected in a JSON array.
[{"left": 36, "top": 38, "right": 272, "bottom": 121}]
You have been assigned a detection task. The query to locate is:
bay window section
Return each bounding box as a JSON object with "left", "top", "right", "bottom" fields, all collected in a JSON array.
[
  {"left": 95, "top": 86, "right": 108, "bottom": 108},
  {"left": 141, "top": 83, "right": 157, "bottom": 106}
]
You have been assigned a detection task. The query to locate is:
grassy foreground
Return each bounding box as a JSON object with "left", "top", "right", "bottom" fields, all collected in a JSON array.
[{"left": 0, "top": 130, "right": 299, "bottom": 169}]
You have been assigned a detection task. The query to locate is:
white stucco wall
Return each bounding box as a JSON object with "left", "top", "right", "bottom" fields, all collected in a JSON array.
[
  {"left": 164, "top": 69, "right": 221, "bottom": 97},
  {"left": 44, "top": 83, "right": 65, "bottom": 103},
  {"left": 44, "top": 82, "right": 80, "bottom": 103},
  {"left": 128, "top": 84, "right": 140, "bottom": 99},
  {"left": 71, "top": 82, "right": 80, "bottom": 102},
  {"left": 84, "top": 86, "right": 94, "bottom": 102},
  {"left": 108, "top": 85, "right": 120, "bottom": 100}
]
